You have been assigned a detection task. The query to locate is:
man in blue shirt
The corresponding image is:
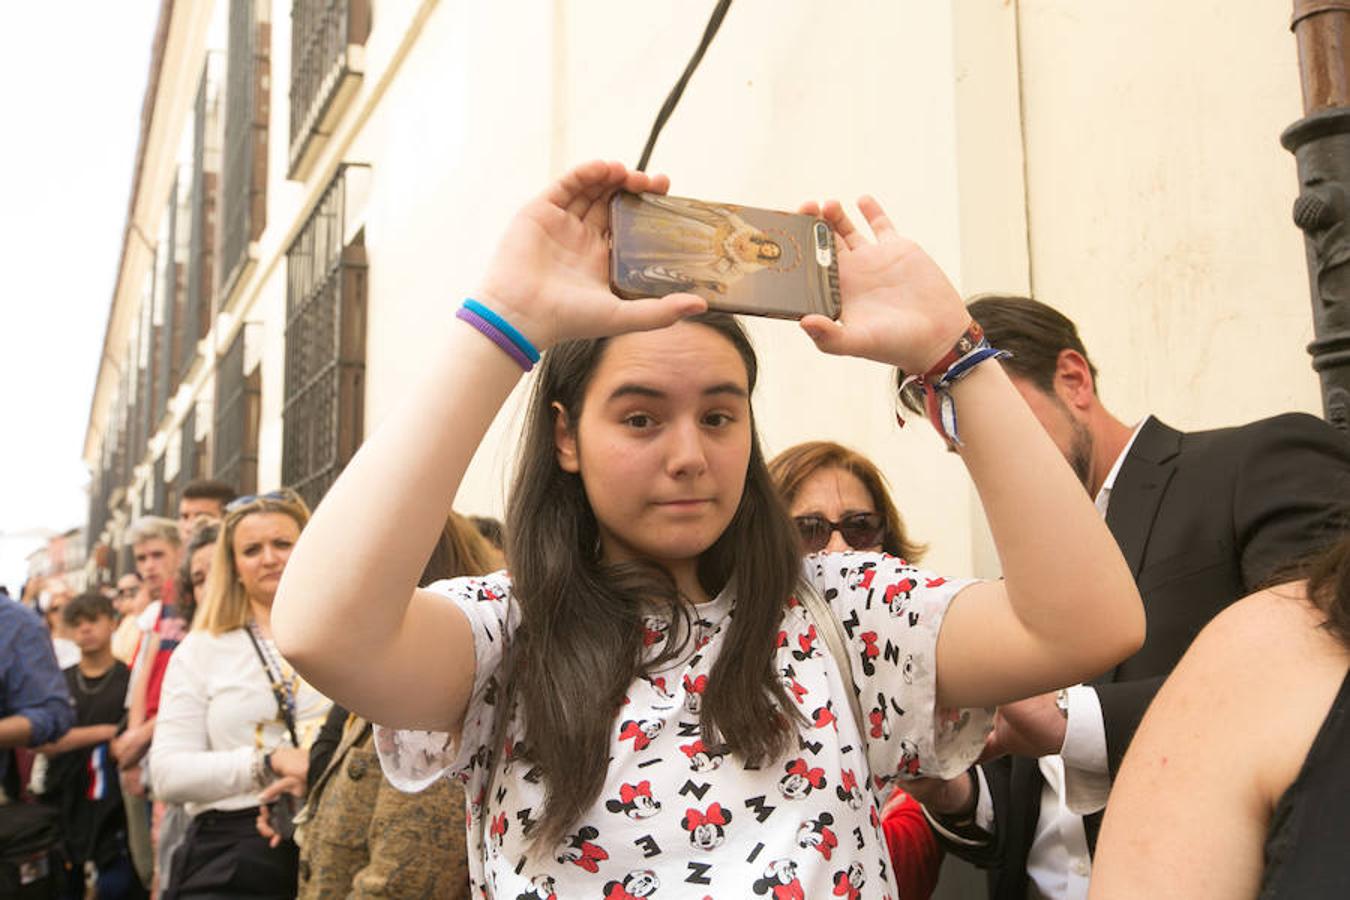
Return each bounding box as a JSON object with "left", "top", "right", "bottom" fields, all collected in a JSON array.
[{"left": 1, "top": 593, "right": 75, "bottom": 796}]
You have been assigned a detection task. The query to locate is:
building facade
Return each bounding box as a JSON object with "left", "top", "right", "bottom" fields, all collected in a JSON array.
[{"left": 83, "top": 1, "right": 1325, "bottom": 586}]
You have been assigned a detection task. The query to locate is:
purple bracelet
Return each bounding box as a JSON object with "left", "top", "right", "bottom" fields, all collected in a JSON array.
[{"left": 456, "top": 306, "right": 535, "bottom": 371}]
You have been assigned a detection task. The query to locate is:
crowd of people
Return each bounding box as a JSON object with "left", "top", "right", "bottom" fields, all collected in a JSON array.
[{"left": 3, "top": 160, "right": 1349, "bottom": 899}]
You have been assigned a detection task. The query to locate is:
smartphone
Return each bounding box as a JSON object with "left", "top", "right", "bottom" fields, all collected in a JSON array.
[
  {"left": 267, "top": 793, "right": 298, "bottom": 843},
  {"left": 609, "top": 191, "right": 841, "bottom": 320}
]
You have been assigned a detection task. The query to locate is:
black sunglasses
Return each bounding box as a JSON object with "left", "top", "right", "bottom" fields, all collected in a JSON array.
[{"left": 793, "top": 512, "right": 885, "bottom": 553}]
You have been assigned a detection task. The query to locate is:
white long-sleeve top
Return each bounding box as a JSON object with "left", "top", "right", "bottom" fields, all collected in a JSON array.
[{"left": 148, "top": 626, "right": 330, "bottom": 817}]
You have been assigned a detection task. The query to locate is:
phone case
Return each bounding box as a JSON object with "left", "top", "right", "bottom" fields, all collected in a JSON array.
[{"left": 609, "top": 192, "right": 841, "bottom": 320}]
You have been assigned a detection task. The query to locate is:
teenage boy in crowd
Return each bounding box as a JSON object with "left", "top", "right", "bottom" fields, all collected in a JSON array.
[
  {"left": 176, "top": 480, "right": 235, "bottom": 542},
  {"left": 909, "top": 296, "right": 1350, "bottom": 900},
  {"left": 109, "top": 517, "right": 185, "bottom": 889},
  {"left": 37, "top": 593, "right": 145, "bottom": 899}
]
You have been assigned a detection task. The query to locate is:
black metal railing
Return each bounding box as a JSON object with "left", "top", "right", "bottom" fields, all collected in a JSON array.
[
  {"left": 178, "top": 403, "right": 201, "bottom": 500},
  {"left": 220, "top": 0, "right": 270, "bottom": 301},
  {"left": 185, "top": 62, "right": 221, "bottom": 369},
  {"left": 155, "top": 179, "right": 180, "bottom": 426},
  {"left": 288, "top": 0, "right": 370, "bottom": 174},
  {"left": 282, "top": 166, "right": 368, "bottom": 510},
  {"left": 213, "top": 326, "right": 261, "bottom": 495},
  {"left": 152, "top": 456, "right": 168, "bottom": 517}
]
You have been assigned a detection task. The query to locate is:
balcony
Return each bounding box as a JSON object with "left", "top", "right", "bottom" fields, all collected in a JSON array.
[{"left": 288, "top": 0, "right": 370, "bottom": 180}]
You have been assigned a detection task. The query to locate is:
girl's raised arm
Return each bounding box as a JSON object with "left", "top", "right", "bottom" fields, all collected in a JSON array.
[
  {"left": 800, "top": 197, "right": 1144, "bottom": 710},
  {"left": 272, "top": 161, "right": 704, "bottom": 731}
]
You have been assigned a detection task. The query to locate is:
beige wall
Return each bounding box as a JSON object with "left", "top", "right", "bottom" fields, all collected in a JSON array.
[{"left": 89, "top": 0, "right": 1321, "bottom": 583}]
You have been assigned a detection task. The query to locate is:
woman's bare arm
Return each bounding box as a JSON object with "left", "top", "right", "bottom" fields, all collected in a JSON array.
[
  {"left": 1090, "top": 586, "right": 1348, "bottom": 898},
  {"left": 799, "top": 199, "right": 1143, "bottom": 709},
  {"left": 272, "top": 162, "right": 704, "bottom": 731}
]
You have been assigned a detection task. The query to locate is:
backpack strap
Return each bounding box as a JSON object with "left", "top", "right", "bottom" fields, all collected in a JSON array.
[{"left": 796, "top": 578, "right": 865, "bottom": 739}]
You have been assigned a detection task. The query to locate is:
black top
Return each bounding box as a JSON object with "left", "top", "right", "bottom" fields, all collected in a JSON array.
[
  {"left": 43, "top": 661, "right": 130, "bottom": 867},
  {"left": 1259, "top": 666, "right": 1350, "bottom": 898}
]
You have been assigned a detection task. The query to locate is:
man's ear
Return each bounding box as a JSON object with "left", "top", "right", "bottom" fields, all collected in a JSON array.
[
  {"left": 1053, "top": 349, "right": 1097, "bottom": 412},
  {"left": 553, "top": 402, "right": 580, "bottom": 473}
]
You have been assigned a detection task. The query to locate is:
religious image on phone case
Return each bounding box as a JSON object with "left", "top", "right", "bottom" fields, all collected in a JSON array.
[{"left": 610, "top": 193, "right": 840, "bottom": 320}]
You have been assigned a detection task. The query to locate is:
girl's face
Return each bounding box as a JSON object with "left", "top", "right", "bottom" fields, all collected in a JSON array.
[
  {"left": 232, "top": 512, "right": 300, "bottom": 605},
  {"left": 189, "top": 543, "right": 214, "bottom": 607},
  {"left": 557, "top": 322, "right": 753, "bottom": 578}
]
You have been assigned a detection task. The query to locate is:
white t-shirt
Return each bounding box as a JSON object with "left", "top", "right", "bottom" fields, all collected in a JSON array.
[{"left": 376, "top": 554, "right": 991, "bottom": 899}]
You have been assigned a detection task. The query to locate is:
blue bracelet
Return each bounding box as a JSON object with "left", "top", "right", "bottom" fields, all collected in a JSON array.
[{"left": 462, "top": 299, "right": 541, "bottom": 365}]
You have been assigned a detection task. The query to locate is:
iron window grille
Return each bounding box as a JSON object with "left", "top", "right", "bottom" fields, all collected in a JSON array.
[
  {"left": 288, "top": 0, "right": 370, "bottom": 178},
  {"left": 155, "top": 178, "right": 185, "bottom": 426},
  {"left": 177, "top": 403, "right": 206, "bottom": 503},
  {"left": 185, "top": 59, "right": 223, "bottom": 371},
  {"left": 213, "top": 326, "right": 261, "bottom": 496},
  {"left": 282, "top": 165, "right": 368, "bottom": 511},
  {"left": 153, "top": 456, "right": 168, "bottom": 517},
  {"left": 220, "top": 0, "right": 271, "bottom": 305}
]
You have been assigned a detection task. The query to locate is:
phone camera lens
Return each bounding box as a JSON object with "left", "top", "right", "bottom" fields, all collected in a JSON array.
[{"left": 814, "top": 222, "right": 829, "bottom": 249}]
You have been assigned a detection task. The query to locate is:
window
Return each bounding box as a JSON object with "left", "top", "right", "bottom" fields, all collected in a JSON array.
[
  {"left": 220, "top": 0, "right": 271, "bottom": 303},
  {"left": 185, "top": 59, "right": 224, "bottom": 371},
  {"left": 176, "top": 402, "right": 207, "bottom": 502},
  {"left": 288, "top": 0, "right": 370, "bottom": 178},
  {"left": 282, "top": 164, "right": 368, "bottom": 510},
  {"left": 213, "top": 326, "right": 261, "bottom": 496}
]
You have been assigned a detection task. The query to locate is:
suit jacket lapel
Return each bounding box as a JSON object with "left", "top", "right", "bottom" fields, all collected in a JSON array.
[{"left": 1104, "top": 417, "right": 1182, "bottom": 578}]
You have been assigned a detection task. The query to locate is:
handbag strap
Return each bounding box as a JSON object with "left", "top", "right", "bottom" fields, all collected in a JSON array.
[
  {"left": 796, "top": 579, "right": 866, "bottom": 739},
  {"left": 244, "top": 622, "right": 301, "bottom": 747}
]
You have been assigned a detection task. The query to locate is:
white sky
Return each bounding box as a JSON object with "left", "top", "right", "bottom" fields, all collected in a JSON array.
[{"left": 0, "top": 2, "right": 161, "bottom": 590}]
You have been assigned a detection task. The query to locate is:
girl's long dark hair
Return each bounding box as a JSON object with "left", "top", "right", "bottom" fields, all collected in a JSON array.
[
  {"left": 503, "top": 313, "right": 803, "bottom": 849},
  {"left": 1306, "top": 531, "right": 1350, "bottom": 650}
]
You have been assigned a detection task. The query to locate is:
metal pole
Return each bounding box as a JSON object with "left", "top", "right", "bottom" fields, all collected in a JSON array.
[{"left": 1282, "top": 1, "right": 1350, "bottom": 430}]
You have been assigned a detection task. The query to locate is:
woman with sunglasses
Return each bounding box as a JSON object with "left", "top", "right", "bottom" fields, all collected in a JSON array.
[
  {"left": 770, "top": 441, "right": 943, "bottom": 898},
  {"left": 769, "top": 440, "right": 925, "bottom": 560},
  {"left": 272, "top": 161, "right": 1143, "bottom": 897},
  {"left": 150, "top": 490, "right": 331, "bottom": 899}
]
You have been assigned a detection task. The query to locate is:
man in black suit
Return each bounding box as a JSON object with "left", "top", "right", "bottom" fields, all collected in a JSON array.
[{"left": 911, "top": 296, "right": 1350, "bottom": 900}]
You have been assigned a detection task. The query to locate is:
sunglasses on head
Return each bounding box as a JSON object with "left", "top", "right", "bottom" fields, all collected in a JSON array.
[
  {"left": 225, "top": 488, "right": 301, "bottom": 513},
  {"left": 793, "top": 512, "right": 885, "bottom": 553}
]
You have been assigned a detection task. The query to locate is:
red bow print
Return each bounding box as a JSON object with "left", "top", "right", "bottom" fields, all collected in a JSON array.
[
  {"left": 815, "top": 827, "right": 839, "bottom": 860},
  {"left": 683, "top": 803, "right": 728, "bottom": 829},
  {"left": 926, "top": 576, "right": 946, "bottom": 587},
  {"left": 683, "top": 673, "right": 708, "bottom": 695},
  {"left": 680, "top": 740, "right": 707, "bottom": 758},
  {"left": 571, "top": 842, "right": 608, "bottom": 873},
  {"left": 619, "top": 780, "right": 652, "bottom": 804},
  {"left": 859, "top": 567, "right": 877, "bottom": 589},
  {"left": 489, "top": 812, "right": 507, "bottom": 840},
  {"left": 619, "top": 720, "right": 654, "bottom": 750},
  {"left": 860, "top": 631, "right": 879, "bottom": 660},
  {"left": 839, "top": 769, "right": 859, "bottom": 793},
  {"left": 605, "top": 885, "right": 638, "bottom": 900},
  {"left": 833, "top": 871, "right": 861, "bottom": 899},
  {"left": 786, "top": 758, "right": 825, "bottom": 787},
  {"left": 773, "top": 883, "right": 805, "bottom": 900},
  {"left": 797, "top": 625, "right": 818, "bottom": 656}
]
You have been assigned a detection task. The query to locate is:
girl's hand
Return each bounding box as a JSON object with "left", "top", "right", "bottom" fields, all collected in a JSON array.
[
  {"left": 797, "top": 197, "right": 970, "bottom": 374},
  {"left": 476, "top": 160, "right": 707, "bottom": 350}
]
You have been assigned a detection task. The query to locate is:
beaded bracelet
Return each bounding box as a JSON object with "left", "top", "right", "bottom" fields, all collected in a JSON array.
[{"left": 899, "top": 322, "right": 1011, "bottom": 449}]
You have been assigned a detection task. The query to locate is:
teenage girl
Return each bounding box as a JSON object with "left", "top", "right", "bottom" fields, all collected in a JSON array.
[{"left": 272, "top": 161, "right": 1143, "bottom": 898}]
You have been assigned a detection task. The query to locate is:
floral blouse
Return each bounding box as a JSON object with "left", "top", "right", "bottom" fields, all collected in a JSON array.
[{"left": 375, "top": 553, "right": 991, "bottom": 899}]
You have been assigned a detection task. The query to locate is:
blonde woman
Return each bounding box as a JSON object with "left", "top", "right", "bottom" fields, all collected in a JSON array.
[{"left": 150, "top": 490, "right": 330, "bottom": 899}]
